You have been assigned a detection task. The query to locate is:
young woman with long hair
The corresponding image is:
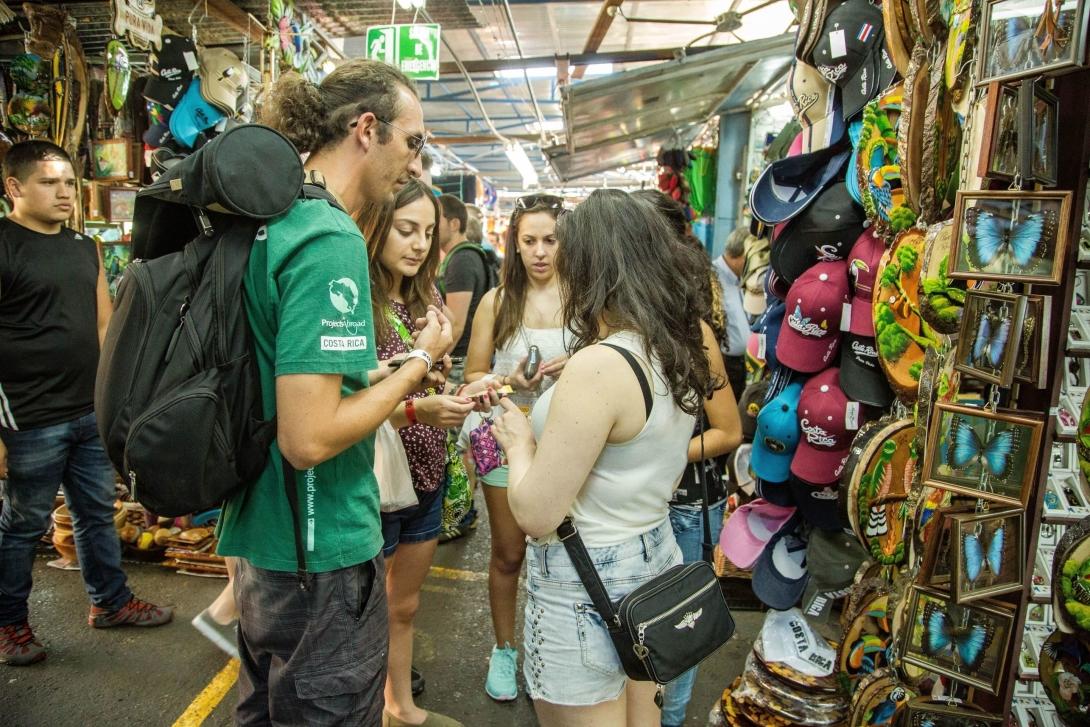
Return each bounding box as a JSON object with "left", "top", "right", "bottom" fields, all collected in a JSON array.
[
  {"left": 462, "top": 194, "right": 568, "bottom": 702},
  {"left": 364, "top": 179, "right": 495, "bottom": 727},
  {"left": 490, "top": 189, "right": 724, "bottom": 726},
  {"left": 632, "top": 189, "right": 742, "bottom": 727}
]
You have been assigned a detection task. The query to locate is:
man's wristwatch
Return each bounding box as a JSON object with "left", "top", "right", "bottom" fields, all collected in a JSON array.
[{"left": 403, "top": 349, "right": 434, "bottom": 372}]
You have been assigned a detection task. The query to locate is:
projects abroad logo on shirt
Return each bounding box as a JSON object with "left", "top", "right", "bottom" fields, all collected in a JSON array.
[{"left": 323, "top": 277, "right": 369, "bottom": 347}]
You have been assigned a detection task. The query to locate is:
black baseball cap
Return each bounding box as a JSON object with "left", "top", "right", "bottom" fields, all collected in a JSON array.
[
  {"left": 808, "top": 0, "right": 887, "bottom": 119},
  {"left": 838, "top": 332, "right": 894, "bottom": 408},
  {"left": 144, "top": 34, "right": 198, "bottom": 109},
  {"left": 770, "top": 181, "right": 867, "bottom": 284},
  {"left": 788, "top": 474, "right": 843, "bottom": 531}
]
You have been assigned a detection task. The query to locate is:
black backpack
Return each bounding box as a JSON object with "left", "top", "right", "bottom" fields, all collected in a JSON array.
[{"left": 95, "top": 124, "right": 334, "bottom": 518}]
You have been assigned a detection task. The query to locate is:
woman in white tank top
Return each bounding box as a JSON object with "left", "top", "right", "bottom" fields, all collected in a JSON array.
[
  {"left": 462, "top": 194, "right": 567, "bottom": 703},
  {"left": 490, "top": 190, "right": 723, "bottom": 727}
]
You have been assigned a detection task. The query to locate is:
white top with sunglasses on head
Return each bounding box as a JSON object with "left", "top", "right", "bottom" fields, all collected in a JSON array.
[{"left": 530, "top": 330, "right": 696, "bottom": 547}]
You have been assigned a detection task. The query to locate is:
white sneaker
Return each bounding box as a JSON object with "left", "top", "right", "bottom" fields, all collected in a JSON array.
[{"left": 191, "top": 608, "right": 239, "bottom": 659}]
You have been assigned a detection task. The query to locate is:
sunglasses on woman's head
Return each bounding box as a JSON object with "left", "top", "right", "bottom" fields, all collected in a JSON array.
[{"left": 514, "top": 194, "right": 564, "bottom": 211}]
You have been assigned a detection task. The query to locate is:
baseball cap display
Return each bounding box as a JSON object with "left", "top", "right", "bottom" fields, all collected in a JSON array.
[
  {"left": 777, "top": 261, "right": 850, "bottom": 373},
  {"left": 738, "top": 379, "right": 770, "bottom": 441},
  {"left": 790, "top": 60, "right": 847, "bottom": 154},
  {"left": 749, "top": 143, "right": 851, "bottom": 225},
  {"left": 839, "top": 332, "right": 894, "bottom": 408},
  {"left": 753, "top": 527, "right": 810, "bottom": 610},
  {"left": 788, "top": 475, "right": 843, "bottom": 531},
  {"left": 199, "top": 48, "right": 248, "bottom": 115},
  {"left": 751, "top": 382, "right": 804, "bottom": 483},
  {"left": 742, "top": 236, "right": 771, "bottom": 317},
  {"left": 757, "top": 476, "right": 796, "bottom": 507},
  {"left": 720, "top": 498, "right": 799, "bottom": 569},
  {"left": 846, "top": 228, "right": 885, "bottom": 337},
  {"left": 808, "top": 0, "right": 888, "bottom": 120},
  {"left": 734, "top": 444, "right": 756, "bottom": 496},
  {"left": 801, "top": 528, "right": 869, "bottom": 621},
  {"left": 758, "top": 608, "right": 837, "bottom": 677},
  {"left": 792, "top": 368, "right": 855, "bottom": 483},
  {"left": 770, "top": 181, "right": 867, "bottom": 284},
  {"left": 169, "top": 79, "right": 226, "bottom": 149},
  {"left": 753, "top": 298, "right": 786, "bottom": 372},
  {"left": 144, "top": 34, "right": 198, "bottom": 109}
]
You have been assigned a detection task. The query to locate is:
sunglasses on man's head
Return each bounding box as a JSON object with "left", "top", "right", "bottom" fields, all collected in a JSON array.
[{"left": 514, "top": 194, "right": 564, "bottom": 211}]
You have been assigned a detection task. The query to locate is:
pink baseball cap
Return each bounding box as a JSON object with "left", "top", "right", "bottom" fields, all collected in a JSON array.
[
  {"left": 847, "top": 228, "right": 885, "bottom": 336},
  {"left": 791, "top": 367, "right": 855, "bottom": 484},
  {"left": 777, "top": 260, "right": 850, "bottom": 373},
  {"left": 720, "top": 498, "right": 798, "bottom": 569}
]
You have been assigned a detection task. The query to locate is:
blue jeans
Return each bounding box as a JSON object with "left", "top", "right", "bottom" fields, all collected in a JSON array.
[
  {"left": 0, "top": 412, "right": 131, "bottom": 625},
  {"left": 661, "top": 500, "right": 725, "bottom": 727}
]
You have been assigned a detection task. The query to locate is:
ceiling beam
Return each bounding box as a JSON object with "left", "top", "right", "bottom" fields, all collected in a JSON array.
[
  {"left": 434, "top": 134, "right": 541, "bottom": 144},
  {"left": 202, "top": 0, "right": 266, "bottom": 45},
  {"left": 572, "top": 0, "right": 624, "bottom": 80},
  {"left": 438, "top": 44, "right": 728, "bottom": 75}
]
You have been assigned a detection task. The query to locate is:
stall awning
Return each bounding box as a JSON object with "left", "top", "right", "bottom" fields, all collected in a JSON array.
[{"left": 545, "top": 33, "right": 794, "bottom": 182}]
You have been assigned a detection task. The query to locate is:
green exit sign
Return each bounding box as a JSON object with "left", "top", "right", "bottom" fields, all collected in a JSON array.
[{"left": 366, "top": 24, "right": 441, "bottom": 81}]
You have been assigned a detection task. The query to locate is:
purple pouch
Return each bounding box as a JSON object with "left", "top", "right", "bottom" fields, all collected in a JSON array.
[{"left": 470, "top": 419, "right": 503, "bottom": 476}]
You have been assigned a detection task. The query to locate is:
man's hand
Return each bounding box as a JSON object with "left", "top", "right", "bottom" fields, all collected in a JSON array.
[{"left": 412, "top": 394, "right": 476, "bottom": 429}]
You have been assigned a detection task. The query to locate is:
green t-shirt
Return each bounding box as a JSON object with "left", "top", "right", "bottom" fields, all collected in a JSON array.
[{"left": 217, "top": 199, "right": 382, "bottom": 572}]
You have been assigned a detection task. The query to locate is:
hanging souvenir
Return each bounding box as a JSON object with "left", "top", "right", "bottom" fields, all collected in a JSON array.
[
  {"left": 1052, "top": 516, "right": 1090, "bottom": 634},
  {"left": 901, "top": 585, "right": 1015, "bottom": 694},
  {"left": 848, "top": 668, "right": 915, "bottom": 726},
  {"left": 953, "top": 290, "right": 1028, "bottom": 387},
  {"left": 922, "top": 402, "right": 1044, "bottom": 507},
  {"left": 105, "top": 40, "right": 131, "bottom": 113},
  {"left": 857, "top": 85, "right": 915, "bottom": 237},
  {"left": 1039, "top": 629, "right": 1090, "bottom": 725},
  {"left": 837, "top": 593, "right": 895, "bottom": 684},
  {"left": 949, "top": 190, "right": 1073, "bottom": 285},
  {"left": 1020, "top": 79, "right": 1059, "bottom": 187},
  {"left": 901, "top": 697, "right": 1004, "bottom": 726},
  {"left": 978, "top": 82, "right": 1024, "bottom": 181},
  {"left": 919, "top": 221, "right": 967, "bottom": 335},
  {"left": 978, "top": 0, "right": 1090, "bottom": 84}
]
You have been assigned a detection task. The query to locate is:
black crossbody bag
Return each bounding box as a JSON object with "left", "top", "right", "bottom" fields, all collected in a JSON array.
[{"left": 556, "top": 344, "right": 735, "bottom": 691}]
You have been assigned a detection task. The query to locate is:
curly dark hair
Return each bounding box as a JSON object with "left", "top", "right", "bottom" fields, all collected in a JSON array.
[{"left": 555, "top": 189, "right": 712, "bottom": 415}]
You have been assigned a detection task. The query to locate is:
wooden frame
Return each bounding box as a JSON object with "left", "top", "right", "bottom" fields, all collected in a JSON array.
[
  {"left": 901, "top": 585, "right": 1015, "bottom": 694},
  {"left": 954, "top": 290, "right": 1028, "bottom": 387},
  {"left": 105, "top": 186, "right": 137, "bottom": 222},
  {"left": 922, "top": 402, "right": 1044, "bottom": 507},
  {"left": 1014, "top": 294, "right": 1051, "bottom": 387},
  {"left": 948, "top": 508, "right": 1026, "bottom": 603},
  {"left": 978, "top": 0, "right": 1090, "bottom": 85},
  {"left": 92, "top": 139, "right": 132, "bottom": 181},
  {"left": 977, "top": 81, "right": 1023, "bottom": 181},
  {"left": 949, "top": 190, "right": 1073, "bottom": 285},
  {"left": 1021, "top": 80, "right": 1060, "bottom": 187},
  {"left": 902, "top": 697, "right": 1004, "bottom": 726}
]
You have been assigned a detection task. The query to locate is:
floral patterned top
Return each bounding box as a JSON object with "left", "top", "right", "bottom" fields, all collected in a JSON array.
[{"left": 376, "top": 294, "right": 448, "bottom": 495}]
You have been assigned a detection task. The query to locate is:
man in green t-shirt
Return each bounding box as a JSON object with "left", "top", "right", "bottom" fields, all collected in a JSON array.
[{"left": 216, "top": 60, "right": 453, "bottom": 726}]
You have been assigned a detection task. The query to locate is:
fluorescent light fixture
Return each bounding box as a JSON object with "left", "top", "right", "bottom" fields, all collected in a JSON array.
[
  {"left": 396, "top": 0, "right": 425, "bottom": 8},
  {"left": 584, "top": 63, "right": 614, "bottom": 76},
  {"left": 496, "top": 66, "right": 556, "bottom": 79},
  {"left": 528, "top": 119, "right": 564, "bottom": 133},
  {"left": 505, "top": 141, "right": 539, "bottom": 188}
]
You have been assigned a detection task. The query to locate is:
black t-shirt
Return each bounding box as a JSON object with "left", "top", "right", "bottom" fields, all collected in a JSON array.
[
  {"left": 442, "top": 245, "right": 492, "bottom": 358},
  {"left": 0, "top": 219, "right": 100, "bottom": 430}
]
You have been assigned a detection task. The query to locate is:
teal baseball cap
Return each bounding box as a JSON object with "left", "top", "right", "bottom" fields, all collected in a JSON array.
[
  {"left": 169, "top": 78, "right": 224, "bottom": 149},
  {"left": 751, "top": 382, "right": 804, "bottom": 483}
]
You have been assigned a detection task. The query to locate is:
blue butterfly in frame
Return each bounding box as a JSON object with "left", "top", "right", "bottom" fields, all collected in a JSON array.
[
  {"left": 967, "top": 208, "right": 1045, "bottom": 271},
  {"left": 947, "top": 416, "right": 1016, "bottom": 479},
  {"left": 921, "top": 601, "right": 994, "bottom": 672},
  {"left": 972, "top": 313, "right": 1011, "bottom": 370},
  {"left": 963, "top": 526, "right": 1006, "bottom": 587}
]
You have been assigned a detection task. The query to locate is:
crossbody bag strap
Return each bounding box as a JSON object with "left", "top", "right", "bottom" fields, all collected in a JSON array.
[
  {"left": 600, "top": 342, "right": 652, "bottom": 419},
  {"left": 698, "top": 413, "right": 713, "bottom": 563},
  {"left": 556, "top": 518, "right": 622, "bottom": 629}
]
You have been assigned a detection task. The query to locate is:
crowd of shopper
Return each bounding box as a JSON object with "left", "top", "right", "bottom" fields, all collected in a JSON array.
[{"left": 0, "top": 58, "right": 759, "bottom": 727}]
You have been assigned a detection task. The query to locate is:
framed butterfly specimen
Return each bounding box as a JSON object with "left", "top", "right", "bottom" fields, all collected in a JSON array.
[
  {"left": 1014, "top": 294, "right": 1051, "bottom": 388},
  {"left": 977, "top": 82, "right": 1023, "bottom": 181},
  {"left": 901, "top": 697, "right": 1003, "bottom": 727},
  {"left": 954, "top": 290, "right": 1027, "bottom": 386},
  {"left": 978, "top": 0, "right": 1090, "bottom": 85},
  {"left": 1020, "top": 80, "right": 1059, "bottom": 187},
  {"left": 949, "top": 190, "right": 1073, "bottom": 285},
  {"left": 901, "top": 586, "right": 1015, "bottom": 694},
  {"left": 922, "top": 402, "right": 1044, "bottom": 506},
  {"left": 948, "top": 507, "right": 1025, "bottom": 602}
]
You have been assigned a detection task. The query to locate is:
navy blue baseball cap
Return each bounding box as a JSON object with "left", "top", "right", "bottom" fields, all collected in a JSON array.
[
  {"left": 751, "top": 382, "right": 803, "bottom": 483},
  {"left": 757, "top": 477, "right": 797, "bottom": 507},
  {"left": 756, "top": 298, "right": 786, "bottom": 372},
  {"left": 749, "top": 144, "right": 852, "bottom": 225},
  {"left": 753, "top": 526, "right": 810, "bottom": 610}
]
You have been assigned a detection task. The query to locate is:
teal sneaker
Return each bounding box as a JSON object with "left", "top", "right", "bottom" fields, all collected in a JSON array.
[{"left": 485, "top": 643, "right": 518, "bottom": 702}]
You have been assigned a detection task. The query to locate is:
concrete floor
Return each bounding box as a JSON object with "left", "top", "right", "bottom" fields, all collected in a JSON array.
[{"left": 0, "top": 501, "right": 761, "bottom": 726}]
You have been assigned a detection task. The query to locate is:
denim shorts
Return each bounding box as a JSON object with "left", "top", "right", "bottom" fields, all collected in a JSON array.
[
  {"left": 380, "top": 487, "right": 443, "bottom": 556},
  {"left": 523, "top": 520, "right": 682, "bottom": 706}
]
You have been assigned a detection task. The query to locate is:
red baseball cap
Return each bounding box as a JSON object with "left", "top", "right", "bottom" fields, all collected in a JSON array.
[
  {"left": 791, "top": 367, "right": 855, "bottom": 484},
  {"left": 777, "top": 260, "right": 850, "bottom": 372},
  {"left": 847, "top": 228, "right": 885, "bottom": 336}
]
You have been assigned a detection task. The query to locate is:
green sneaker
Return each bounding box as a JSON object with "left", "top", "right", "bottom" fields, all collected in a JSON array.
[{"left": 485, "top": 643, "right": 518, "bottom": 702}]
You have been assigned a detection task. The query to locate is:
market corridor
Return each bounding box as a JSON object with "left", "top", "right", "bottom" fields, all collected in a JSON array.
[{"left": 0, "top": 503, "right": 760, "bottom": 726}]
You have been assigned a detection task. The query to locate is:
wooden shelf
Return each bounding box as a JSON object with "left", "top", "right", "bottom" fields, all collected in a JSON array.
[
  {"left": 1054, "top": 431, "right": 1077, "bottom": 443},
  {"left": 1032, "top": 592, "right": 1052, "bottom": 604},
  {"left": 1067, "top": 347, "right": 1090, "bottom": 359}
]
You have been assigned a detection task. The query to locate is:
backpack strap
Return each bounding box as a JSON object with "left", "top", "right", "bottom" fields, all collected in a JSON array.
[{"left": 601, "top": 343, "right": 652, "bottom": 420}]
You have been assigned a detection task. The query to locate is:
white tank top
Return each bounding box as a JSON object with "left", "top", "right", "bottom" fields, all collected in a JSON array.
[
  {"left": 530, "top": 330, "right": 697, "bottom": 547},
  {"left": 493, "top": 325, "right": 569, "bottom": 411}
]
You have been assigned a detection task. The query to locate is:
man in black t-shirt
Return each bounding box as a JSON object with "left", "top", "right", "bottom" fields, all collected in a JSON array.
[
  {"left": 0, "top": 141, "right": 172, "bottom": 667},
  {"left": 437, "top": 194, "right": 495, "bottom": 384}
]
